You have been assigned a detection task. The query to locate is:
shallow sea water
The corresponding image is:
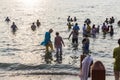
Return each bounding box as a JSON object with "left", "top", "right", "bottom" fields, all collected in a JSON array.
[{"left": 0, "top": 0, "right": 120, "bottom": 79}]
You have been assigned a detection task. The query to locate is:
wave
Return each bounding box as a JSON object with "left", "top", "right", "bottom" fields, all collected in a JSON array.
[{"left": 0, "top": 63, "right": 79, "bottom": 71}]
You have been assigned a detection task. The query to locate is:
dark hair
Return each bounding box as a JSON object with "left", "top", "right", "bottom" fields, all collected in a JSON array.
[
  {"left": 118, "top": 39, "right": 120, "bottom": 45},
  {"left": 56, "top": 32, "right": 59, "bottom": 35}
]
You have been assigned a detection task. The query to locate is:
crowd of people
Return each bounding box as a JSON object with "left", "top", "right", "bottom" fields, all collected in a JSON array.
[{"left": 4, "top": 16, "right": 120, "bottom": 80}]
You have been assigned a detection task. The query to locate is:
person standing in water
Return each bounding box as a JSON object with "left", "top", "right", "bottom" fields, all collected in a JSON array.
[
  {"left": 5, "top": 17, "right": 10, "bottom": 22},
  {"left": 68, "top": 29, "right": 79, "bottom": 48},
  {"left": 41, "top": 29, "right": 54, "bottom": 53},
  {"left": 113, "top": 38, "right": 120, "bottom": 80},
  {"left": 54, "top": 32, "right": 65, "bottom": 63},
  {"left": 31, "top": 23, "right": 36, "bottom": 31},
  {"left": 36, "top": 20, "right": 41, "bottom": 27},
  {"left": 82, "top": 35, "right": 90, "bottom": 55},
  {"left": 11, "top": 22, "right": 18, "bottom": 33}
]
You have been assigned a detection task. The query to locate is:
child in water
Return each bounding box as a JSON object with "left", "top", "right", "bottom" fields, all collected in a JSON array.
[{"left": 54, "top": 32, "right": 65, "bottom": 63}]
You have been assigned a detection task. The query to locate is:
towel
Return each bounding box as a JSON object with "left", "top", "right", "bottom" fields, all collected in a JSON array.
[{"left": 80, "top": 55, "right": 93, "bottom": 80}]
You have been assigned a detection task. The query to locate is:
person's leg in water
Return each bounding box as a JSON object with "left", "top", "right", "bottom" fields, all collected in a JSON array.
[
  {"left": 59, "top": 46, "right": 62, "bottom": 62},
  {"left": 49, "top": 42, "right": 54, "bottom": 51},
  {"left": 56, "top": 47, "right": 59, "bottom": 62},
  {"left": 46, "top": 44, "right": 49, "bottom": 53},
  {"left": 45, "top": 43, "right": 53, "bottom": 61},
  {"left": 75, "top": 38, "right": 78, "bottom": 48}
]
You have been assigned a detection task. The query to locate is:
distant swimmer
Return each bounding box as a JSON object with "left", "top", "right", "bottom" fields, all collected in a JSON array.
[
  {"left": 84, "top": 18, "right": 91, "bottom": 25},
  {"left": 117, "top": 20, "right": 120, "bottom": 27},
  {"left": 67, "top": 16, "right": 71, "bottom": 22},
  {"left": 5, "top": 17, "right": 10, "bottom": 22},
  {"left": 11, "top": 22, "right": 18, "bottom": 33},
  {"left": 73, "top": 16, "right": 77, "bottom": 22},
  {"left": 31, "top": 23, "right": 36, "bottom": 31},
  {"left": 36, "top": 20, "right": 41, "bottom": 27},
  {"left": 67, "top": 22, "right": 73, "bottom": 30}
]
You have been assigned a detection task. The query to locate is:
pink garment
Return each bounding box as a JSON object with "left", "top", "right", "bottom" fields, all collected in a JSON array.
[{"left": 54, "top": 36, "right": 63, "bottom": 48}]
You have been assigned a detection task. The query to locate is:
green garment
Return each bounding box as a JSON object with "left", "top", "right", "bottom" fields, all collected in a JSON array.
[{"left": 113, "top": 46, "right": 120, "bottom": 71}]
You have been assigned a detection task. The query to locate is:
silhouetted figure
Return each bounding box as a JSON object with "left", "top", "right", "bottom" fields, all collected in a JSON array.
[
  {"left": 117, "top": 20, "right": 120, "bottom": 27},
  {"left": 5, "top": 17, "right": 10, "bottom": 22},
  {"left": 67, "top": 16, "right": 71, "bottom": 22},
  {"left": 96, "top": 25, "right": 100, "bottom": 34},
  {"left": 109, "top": 25, "right": 114, "bottom": 37},
  {"left": 109, "top": 16, "right": 115, "bottom": 24},
  {"left": 84, "top": 18, "right": 91, "bottom": 25},
  {"left": 67, "top": 22, "right": 73, "bottom": 30},
  {"left": 11, "top": 22, "right": 18, "bottom": 34},
  {"left": 31, "top": 23, "right": 36, "bottom": 31},
  {"left": 105, "top": 18, "right": 109, "bottom": 24},
  {"left": 36, "top": 20, "right": 41, "bottom": 27},
  {"left": 74, "top": 16, "right": 77, "bottom": 22}
]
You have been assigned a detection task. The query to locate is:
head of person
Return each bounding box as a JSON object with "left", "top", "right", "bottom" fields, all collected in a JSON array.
[
  {"left": 37, "top": 20, "right": 39, "bottom": 22},
  {"left": 56, "top": 32, "right": 59, "bottom": 36},
  {"left": 32, "top": 23, "right": 34, "bottom": 25},
  {"left": 13, "top": 22, "right": 15, "bottom": 25},
  {"left": 118, "top": 38, "right": 120, "bottom": 45},
  {"left": 75, "top": 23, "right": 78, "bottom": 26},
  {"left": 49, "top": 29, "right": 53, "bottom": 33}
]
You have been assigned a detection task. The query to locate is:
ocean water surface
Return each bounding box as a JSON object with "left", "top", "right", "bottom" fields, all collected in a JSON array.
[{"left": 0, "top": 0, "right": 120, "bottom": 79}]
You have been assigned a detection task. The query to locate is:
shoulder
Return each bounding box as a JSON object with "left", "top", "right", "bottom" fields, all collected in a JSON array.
[{"left": 114, "top": 47, "right": 120, "bottom": 52}]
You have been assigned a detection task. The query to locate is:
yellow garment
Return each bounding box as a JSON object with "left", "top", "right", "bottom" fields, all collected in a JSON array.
[
  {"left": 113, "top": 46, "right": 120, "bottom": 71},
  {"left": 86, "top": 25, "right": 91, "bottom": 32},
  {"left": 46, "top": 42, "right": 53, "bottom": 53}
]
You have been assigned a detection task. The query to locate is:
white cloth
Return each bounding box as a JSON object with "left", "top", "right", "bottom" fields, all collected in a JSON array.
[{"left": 80, "top": 55, "right": 93, "bottom": 80}]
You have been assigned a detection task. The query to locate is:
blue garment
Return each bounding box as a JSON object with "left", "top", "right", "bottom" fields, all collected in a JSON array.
[
  {"left": 41, "top": 32, "right": 51, "bottom": 46},
  {"left": 73, "top": 25, "right": 80, "bottom": 30},
  {"left": 84, "top": 42, "right": 89, "bottom": 54}
]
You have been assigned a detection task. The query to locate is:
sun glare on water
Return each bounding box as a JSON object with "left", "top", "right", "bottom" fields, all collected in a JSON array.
[{"left": 21, "top": 0, "right": 39, "bottom": 8}]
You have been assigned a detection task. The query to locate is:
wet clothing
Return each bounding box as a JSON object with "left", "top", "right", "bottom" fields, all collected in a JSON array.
[
  {"left": 82, "top": 38, "right": 90, "bottom": 54},
  {"left": 54, "top": 36, "right": 64, "bottom": 62},
  {"left": 113, "top": 46, "right": 120, "bottom": 71},
  {"left": 41, "top": 32, "right": 51, "bottom": 46},
  {"left": 41, "top": 32, "right": 53, "bottom": 53},
  {"left": 82, "top": 25, "right": 87, "bottom": 37},
  {"left": 69, "top": 30, "right": 79, "bottom": 44},
  {"left": 73, "top": 25, "right": 80, "bottom": 31}
]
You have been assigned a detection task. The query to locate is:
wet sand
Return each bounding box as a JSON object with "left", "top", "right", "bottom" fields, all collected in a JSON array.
[{"left": 0, "top": 74, "right": 114, "bottom": 80}]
